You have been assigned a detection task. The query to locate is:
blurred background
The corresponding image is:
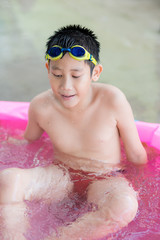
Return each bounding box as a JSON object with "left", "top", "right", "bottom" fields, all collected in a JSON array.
[{"left": 0, "top": 0, "right": 160, "bottom": 122}]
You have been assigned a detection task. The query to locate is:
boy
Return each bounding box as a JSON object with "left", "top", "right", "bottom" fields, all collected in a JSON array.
[{"left": 0, "top": 25, "right": 147, "bottom": 240}]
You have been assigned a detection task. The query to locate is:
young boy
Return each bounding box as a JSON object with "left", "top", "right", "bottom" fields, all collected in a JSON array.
[{"left": 0, "top": 25, "right": 147, "bottom": 240}]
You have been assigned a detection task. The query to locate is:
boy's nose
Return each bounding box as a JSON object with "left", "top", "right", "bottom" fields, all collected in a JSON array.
[{"left": 61, "top": 77, "right": 73, "bottom": 90}]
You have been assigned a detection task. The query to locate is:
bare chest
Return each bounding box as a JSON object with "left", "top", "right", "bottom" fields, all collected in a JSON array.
[{"left": 43, "top": 112, "right": 120, "bottom": 161}]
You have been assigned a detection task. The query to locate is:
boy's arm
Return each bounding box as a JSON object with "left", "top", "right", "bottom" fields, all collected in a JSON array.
[
  {"left": 24, "top": 100, "right": 44, "bottom": 142},
  {"left": 114, "top": 91, "right": 147, "bottom": 165}
]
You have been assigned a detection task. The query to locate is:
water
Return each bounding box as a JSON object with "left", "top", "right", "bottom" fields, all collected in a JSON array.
[{"left": 0, "top": 126, "right": 160, "bottom": 240}]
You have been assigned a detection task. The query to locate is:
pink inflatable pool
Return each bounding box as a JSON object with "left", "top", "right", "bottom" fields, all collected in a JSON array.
[
  {"left": 0, "top": 101, "right": 160, "bottom": 240},
  {"left": 0, "top": 101, "right": 160, "bottom": 150}
]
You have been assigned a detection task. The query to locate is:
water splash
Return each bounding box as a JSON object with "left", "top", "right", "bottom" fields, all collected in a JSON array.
[{"left": 0, "top": 127, "right": 160, "bottom": 240}]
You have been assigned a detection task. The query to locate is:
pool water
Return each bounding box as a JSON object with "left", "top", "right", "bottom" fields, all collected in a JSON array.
[{"left": 0, "top": 127, "right": 160, "bottom": 240}]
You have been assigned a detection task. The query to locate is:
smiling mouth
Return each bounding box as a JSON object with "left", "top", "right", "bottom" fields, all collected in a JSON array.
[{"left": 61, "top": 94, "right": 76, "bottom": 100}]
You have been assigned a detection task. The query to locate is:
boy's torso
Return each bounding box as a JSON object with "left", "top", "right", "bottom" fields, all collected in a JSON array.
[{"left": 36, "top": 83, "right": 122, "bottom": 173}]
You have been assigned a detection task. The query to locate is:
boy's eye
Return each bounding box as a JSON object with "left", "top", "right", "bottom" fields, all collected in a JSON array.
[
  {"left": 72, "top": 75, "right": 81, "bottom": 79},
  {"left": 53, "top": 74, "right": 62, "bottom": 78}
]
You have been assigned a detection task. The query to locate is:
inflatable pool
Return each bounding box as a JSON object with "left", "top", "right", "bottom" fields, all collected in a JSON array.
[
  {"left": 0, "top": 101, "right": 160, "bottom": 150},
  {"left": 0, "top": 101, "right": 160, "bottom": 240}
]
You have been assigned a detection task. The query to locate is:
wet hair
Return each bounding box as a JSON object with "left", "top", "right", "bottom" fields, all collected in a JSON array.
[{"left": 45, "top": 25, "right": 100, "bottom": 73}]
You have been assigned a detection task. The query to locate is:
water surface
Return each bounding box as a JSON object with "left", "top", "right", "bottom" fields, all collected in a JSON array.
[{"left": 0, "top": 126, "right": 160, "bottom": 240}]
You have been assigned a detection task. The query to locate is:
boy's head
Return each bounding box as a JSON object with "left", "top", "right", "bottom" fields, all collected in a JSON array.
[{"left": 45, "top": 25, "right": 100, "bottom": 73}]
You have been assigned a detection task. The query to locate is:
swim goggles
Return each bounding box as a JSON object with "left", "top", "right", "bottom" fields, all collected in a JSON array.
[{"left": 45, "top": 45, "right": 97, "bottom": 65}]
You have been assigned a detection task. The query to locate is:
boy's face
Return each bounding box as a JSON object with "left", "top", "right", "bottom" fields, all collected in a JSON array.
[{"left": 46, "top": 53, "right": 102, "bottom": 109}]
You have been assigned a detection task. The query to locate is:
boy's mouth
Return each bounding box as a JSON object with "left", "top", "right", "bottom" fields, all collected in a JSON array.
[{"left": 61, "top": 94, "right": 76, "bottom": 100}]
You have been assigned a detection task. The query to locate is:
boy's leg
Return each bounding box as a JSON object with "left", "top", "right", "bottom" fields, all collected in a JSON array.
[
  {"left": 23, "top": 165, "right": 73, "bottom": 202},
  {"left": 87, "top": 177, "right": 138, "bottom": 232},
  {"left": 51, "top": 176, "right": 138, "bottom": 240},
  {"left": 0, "top": 201, "right": 27, "bottom": 240},
  {"left": 0, "top": 165, "right": 73, "bottom": 240},
  {"left": 0, "top": 168, "right": 29, "bottom": 240}
]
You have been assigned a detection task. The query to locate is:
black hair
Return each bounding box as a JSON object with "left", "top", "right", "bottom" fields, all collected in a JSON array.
[{"left": 45, "top": 25, "right": 100, "bottom": 72}]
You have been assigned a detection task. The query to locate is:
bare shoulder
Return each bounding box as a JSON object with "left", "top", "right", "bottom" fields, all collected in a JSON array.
[
  {"left": 30, "top": 89, "right": 53, "bottom": 110},
  {"left": 94, "top": 83, "right": 127, "bottom": 106},
  {"left": 28, "top": 89, "right": 55, "bottom": 120}
]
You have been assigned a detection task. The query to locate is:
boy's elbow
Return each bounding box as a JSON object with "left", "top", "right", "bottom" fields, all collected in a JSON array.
[
  {"left": 135, "top": 152, "right": 148, "bottom": 165},
  {"left": 24, "top": 125, "right": 44, "bottom": 142},
  {"left": 23, "top": 133, "right": 34, "bottom": 143},
  {"left": 23, "top": 132, "right": 41, "bottom": 143},
  {"left": 128, "top": 149, "right": 148, "bottom": 165}
]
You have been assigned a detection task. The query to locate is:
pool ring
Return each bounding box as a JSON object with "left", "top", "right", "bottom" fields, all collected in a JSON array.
[{"left": 0, "top": 101, "right": 160, "bottom": 150}]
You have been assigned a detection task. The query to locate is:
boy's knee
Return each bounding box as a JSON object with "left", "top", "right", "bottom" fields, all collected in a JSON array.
[
  {"left": 87, "top": 178, "right": 138, "bottom": 226},
  {"left": 106, "top": 192, "right": 138, "bottom": 226},
  {"left": 24, "top": 165, "right": 73, "bottom": 202},
  {"left": 47, "top": 165, "right": 74, "bottom": 201}
]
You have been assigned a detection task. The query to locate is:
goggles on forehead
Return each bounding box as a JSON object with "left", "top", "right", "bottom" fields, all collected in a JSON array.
[{"left": 45, "top": 45, "right": 97, "bottom": 65}]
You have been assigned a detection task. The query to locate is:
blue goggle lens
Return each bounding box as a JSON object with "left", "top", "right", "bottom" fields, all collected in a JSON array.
[
  {"left": 48, "top": 47, "right": 62, "bottom": 57},
  {"left": 71, "top": 47, "right": 85, "bottom": 57}
]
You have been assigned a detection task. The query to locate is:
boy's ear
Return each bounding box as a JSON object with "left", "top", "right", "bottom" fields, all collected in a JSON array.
[
  {"left": 45, "top": 61, "right": 49, "bottom": 73},
  {"left": 92, "top": 64, "right": 103, "bottom": 82}
]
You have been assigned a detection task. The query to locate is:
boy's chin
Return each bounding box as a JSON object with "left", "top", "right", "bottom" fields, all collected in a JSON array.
[{"left": 60, "top": 96, "right": 79, "bottom": 109}]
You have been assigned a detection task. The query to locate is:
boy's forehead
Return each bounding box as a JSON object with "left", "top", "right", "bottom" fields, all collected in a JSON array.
[
  {"left": 51, "top": 65, "right": 84, "bottom": 72},
  {"left": 49, "top": 55, "right": 88, "bottom": 72}
]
